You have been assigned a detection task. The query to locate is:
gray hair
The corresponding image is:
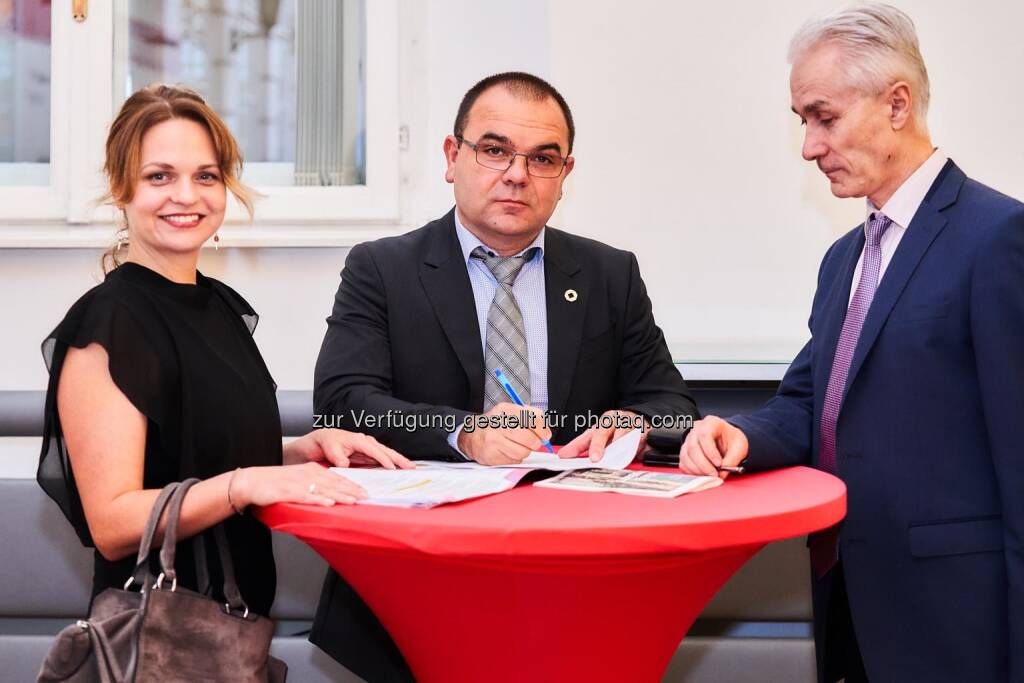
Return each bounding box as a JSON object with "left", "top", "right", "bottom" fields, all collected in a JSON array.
[{"left": 788, "top": 3, "right": 930, "bottom": 121}]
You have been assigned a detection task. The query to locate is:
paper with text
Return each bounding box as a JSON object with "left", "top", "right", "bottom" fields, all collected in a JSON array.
[
  {"left": 330, "top": 467, "right": 530, "bottom": 508},
  {"left": 534, "top": 468, "right": 723, "bottom": 498},
  {"left": 420, "top": 428, "right": 644, "bottom": 472}
]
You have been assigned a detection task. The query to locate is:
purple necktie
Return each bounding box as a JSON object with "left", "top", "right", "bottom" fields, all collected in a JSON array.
[{"left": 811, "top": 212, "right": 892, "bottom": 579}]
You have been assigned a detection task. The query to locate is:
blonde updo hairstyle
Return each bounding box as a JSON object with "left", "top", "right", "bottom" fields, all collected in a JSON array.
[{"left": 101, "top": 84, "right": 254, "bottom": 273}]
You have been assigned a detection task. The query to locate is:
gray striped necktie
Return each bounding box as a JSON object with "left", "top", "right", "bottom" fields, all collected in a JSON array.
[{"left": 472, "top": 246, "right": 535, "bottom": 410}]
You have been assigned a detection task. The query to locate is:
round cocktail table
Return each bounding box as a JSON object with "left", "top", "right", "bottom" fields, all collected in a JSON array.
[{"left": 257, "top": 465, "right": 844, "bottom": 682}]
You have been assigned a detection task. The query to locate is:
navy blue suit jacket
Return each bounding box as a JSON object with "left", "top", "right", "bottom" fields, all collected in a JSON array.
[{"left": 731, "top": 161, "right": 1024, "bottom": 682}]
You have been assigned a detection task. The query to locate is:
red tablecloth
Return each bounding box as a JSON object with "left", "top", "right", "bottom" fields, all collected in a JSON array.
[{"left": 258, "top": 465, "right": 844, "bottom": 682}]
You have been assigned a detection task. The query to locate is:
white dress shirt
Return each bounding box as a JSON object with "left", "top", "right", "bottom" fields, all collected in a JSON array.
[
  {"left": 849, "top": 148, "right": 949, "bottom": 305},
  {"left": 447, "top": 210, "right": 549, "bottom": 456}
]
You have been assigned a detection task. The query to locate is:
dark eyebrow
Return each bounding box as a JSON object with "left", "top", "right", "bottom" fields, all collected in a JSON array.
[
  {"left": 477, "top": 132, "right": 513, "bottom": 146},
  {"left": 476, "top": 132, "right": 563, "bottom": 155},
  {"left": 531, "top": 142, "right": 563, "bottom": 155},
  {"left": 140, "top": 162, "right": 219, "bottom": 171}
]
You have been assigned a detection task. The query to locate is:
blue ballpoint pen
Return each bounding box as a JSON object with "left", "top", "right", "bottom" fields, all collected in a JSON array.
[{"left": 493, "top": 368, "right": 555, "bottom": 454}]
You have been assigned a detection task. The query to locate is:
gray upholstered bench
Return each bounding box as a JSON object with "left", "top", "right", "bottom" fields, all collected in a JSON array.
[
  {"left": 0, "top": 476, "right": 361, "bottom": 682},
  {"left": 0, "top": 388, "right": 815, "bottom": 682}
]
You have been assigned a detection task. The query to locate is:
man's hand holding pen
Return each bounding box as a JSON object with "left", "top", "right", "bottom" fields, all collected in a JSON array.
[
  {"left": 679, "top": 416, "right": 749, "bottom": 480},
  {"left": 458, "top": 403, "right": 553, "bottom": 466}
]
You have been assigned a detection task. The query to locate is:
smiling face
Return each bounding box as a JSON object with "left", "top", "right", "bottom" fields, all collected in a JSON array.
[
  {"left": 123, "top": 117, "right": 226, "bottom": 268},
  {"left": 443, "top": 86, "right": 574, "bottom": 255},
  {"left": 790, "top": 43, "right": 906, "bottom": 205}
]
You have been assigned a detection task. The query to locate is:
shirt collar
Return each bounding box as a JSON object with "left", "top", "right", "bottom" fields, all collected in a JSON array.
[
  {"left": 454, "top": 208, "right": 545, "bottom": 264},
  {"left": 867, "top": 147, "right": 948, "bottom": 230}
]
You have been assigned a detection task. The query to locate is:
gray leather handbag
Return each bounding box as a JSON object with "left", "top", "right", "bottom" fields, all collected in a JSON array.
[{"left": 37, "top": 479, "right": 287, "bottom": 682}]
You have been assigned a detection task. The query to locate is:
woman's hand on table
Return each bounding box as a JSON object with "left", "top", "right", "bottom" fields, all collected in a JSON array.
[
  {"left": 254, "top": 430, "right": 413, "bottom": 507},
  {"left": 679, "top": 416, "right": 748, "bottom": 479},
  {"left": 233, "top": 461, "right": 369, "bottom": 507},
  {"left": 235, "top": 425, "right": 414, "bottom": 508},
  {"left": 284, "top": 428, "right": 414, "bottom": 469}
]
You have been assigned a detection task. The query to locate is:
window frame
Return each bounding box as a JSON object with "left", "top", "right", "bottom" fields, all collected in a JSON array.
[{"left": 0, "top": 0, "right": 401, "bottom": 248}]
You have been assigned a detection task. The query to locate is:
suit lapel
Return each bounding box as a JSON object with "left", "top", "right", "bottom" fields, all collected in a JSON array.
[
  {"left": 419, "top": 210, "right": 485, "bottom": 409},
  {"left": 842, "top": 161, "right": 964, "bottom": 401},
  {"left": 543, "top": 228, "right": 585, "bottom": 418}
]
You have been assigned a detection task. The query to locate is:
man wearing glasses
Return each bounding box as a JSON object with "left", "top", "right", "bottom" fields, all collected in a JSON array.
[{"left": 310, "top": 72, "right": 698, "bottom": 681}]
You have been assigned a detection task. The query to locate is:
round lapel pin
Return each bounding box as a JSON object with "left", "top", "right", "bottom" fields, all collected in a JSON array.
[{"left": 564, "top": 289, "right": 578, "bottom": 302}]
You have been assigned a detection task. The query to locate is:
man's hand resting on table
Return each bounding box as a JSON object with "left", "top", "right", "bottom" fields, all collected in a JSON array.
[
  {"left": 679, "top": 416, "right": 748, "bottom": 480},
  {"left": 457, "top": 403, "right": 552, "bottom": 466},
  {"left": 558, "top": 410, "right": 648, "bottom": 462}
]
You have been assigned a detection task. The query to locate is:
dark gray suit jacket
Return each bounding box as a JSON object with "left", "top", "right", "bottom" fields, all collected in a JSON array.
[{"left": 310, "top": 209, "right": 698, "bottom": 680}]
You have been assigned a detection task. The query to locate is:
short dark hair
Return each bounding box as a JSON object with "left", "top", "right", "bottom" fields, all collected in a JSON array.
[{"left": 454, "top": 71, "right": 575, "bottom": 154}]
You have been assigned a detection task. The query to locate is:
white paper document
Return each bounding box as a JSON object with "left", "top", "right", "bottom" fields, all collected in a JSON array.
[
  {"left": 534, "top": 468, "right": 723, "bottom": 498},
  {"left": 330, "top": 467, "right": 531, "bottom": 508},
  {"left": 418, "top": 428, "right": 644, "bottom": 472}
]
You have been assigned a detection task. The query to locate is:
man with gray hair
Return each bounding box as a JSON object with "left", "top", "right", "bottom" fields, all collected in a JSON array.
[{"left": 679, "top": 4, "right": 1023, "bottom": 681}]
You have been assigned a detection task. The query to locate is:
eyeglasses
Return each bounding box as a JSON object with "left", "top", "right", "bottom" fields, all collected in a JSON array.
[{"left": 456, "top": 136, "right": 568, "bottom": 179}]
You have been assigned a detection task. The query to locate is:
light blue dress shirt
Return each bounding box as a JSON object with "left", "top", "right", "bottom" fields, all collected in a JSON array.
[{"left": 446, "top": 210, "right": 549, "bottom": 455}]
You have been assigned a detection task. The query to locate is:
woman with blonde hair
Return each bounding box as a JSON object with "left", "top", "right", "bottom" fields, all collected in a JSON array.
[{"left": 37, "top": 83, "right": 410, "bottom": 616}]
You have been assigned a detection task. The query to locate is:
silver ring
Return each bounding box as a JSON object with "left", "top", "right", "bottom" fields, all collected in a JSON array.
[{"left": 308, "top": 483, "right": 317, "bottom": 495}]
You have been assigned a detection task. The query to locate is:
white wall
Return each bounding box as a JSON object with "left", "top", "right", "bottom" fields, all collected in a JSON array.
[
  {"left": 3, "top": 0, "right": 1023, "bottom": 474},
  {"left": 548, "top": 0, "right": 1024, "bottom": 361}
]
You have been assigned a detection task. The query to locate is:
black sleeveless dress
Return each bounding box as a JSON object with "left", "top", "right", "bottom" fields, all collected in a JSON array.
[{"left": 38, "top": 262, "right": 282, "bottom": 616}]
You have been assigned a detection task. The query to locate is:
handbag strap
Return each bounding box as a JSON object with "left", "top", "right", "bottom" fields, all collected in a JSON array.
[
  {"left": 84, "top": 619, "right": 125, "bottom": 683},
  {"left": 127, "top": 482, "right": 180, "bottom": 588},
  {"left": 188, "top": 525, "right": 243, "bottom": 608},
  {"left": 157, "top": 478, "right": 201, "bottom": 582},
  {"left": 128, "top": 478, "right": 248, "bottom": 613},
  {"left": 155, "top": 478, "right": 248, "bottom": 613},
  {"left": 194, "top": 532, "right": 212, "bottom": 596},
  {"left": 213, "top": 523, "right": 247, "bottom": 612}
]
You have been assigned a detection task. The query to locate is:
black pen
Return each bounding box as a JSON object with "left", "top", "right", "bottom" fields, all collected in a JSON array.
[{"left": 717, "top": 458, "right": 748, "bottom": 475}]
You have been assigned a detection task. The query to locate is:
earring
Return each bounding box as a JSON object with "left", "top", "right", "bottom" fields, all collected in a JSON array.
[
  {"left": 213, "top": 232, "right": 220, "bottom": 251},
  {"left": 115, "top": 228, "right": 129, "bottom": 252}
]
